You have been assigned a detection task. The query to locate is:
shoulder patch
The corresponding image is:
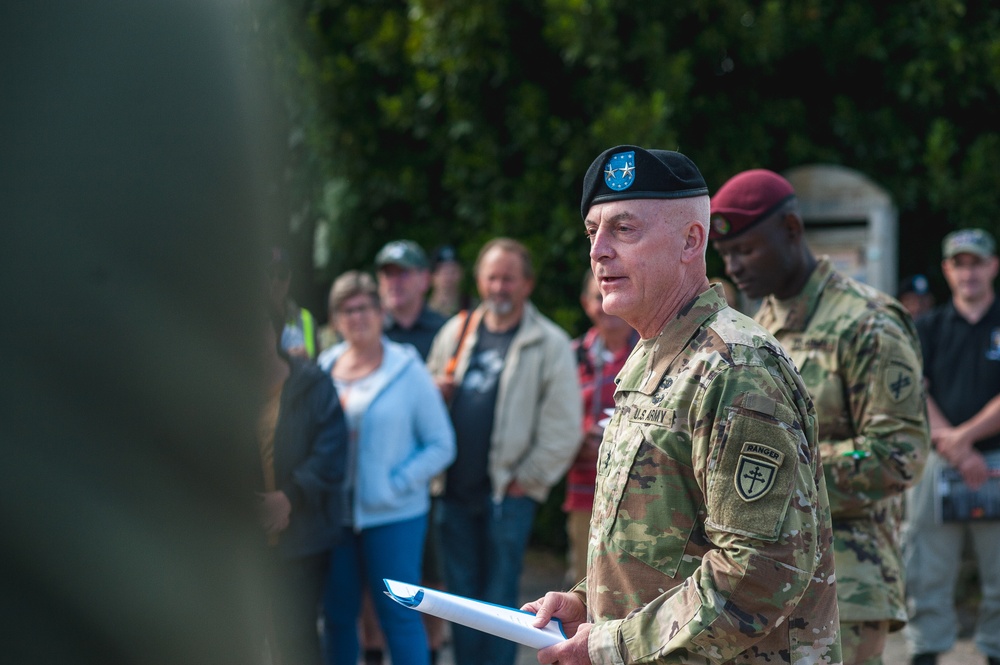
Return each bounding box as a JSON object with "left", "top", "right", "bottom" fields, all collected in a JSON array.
[
  {"left": 734, "top": 441, "right": 783, "bottom": 502},
  {"left": 883, "top": 358, "right": 916, "bottom": 403},
  {"left": 710, "top": 413, "right": 799, "bottom": 540}
]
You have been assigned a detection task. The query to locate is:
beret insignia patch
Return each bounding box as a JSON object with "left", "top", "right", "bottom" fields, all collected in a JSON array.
[
  {"left": 711, "top": 214, "right": 730, "bottom": 236},
  {"left": 604, "top": 151, "right": 636, "bottom": 191}
]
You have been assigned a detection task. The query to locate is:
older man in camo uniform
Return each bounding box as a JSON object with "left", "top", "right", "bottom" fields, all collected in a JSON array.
[
  {"left": 524, "top": 146, "right": 842, "bottom": 665},
  {"left": 711, "top": 169, "right": 930, "bottom": 665}
]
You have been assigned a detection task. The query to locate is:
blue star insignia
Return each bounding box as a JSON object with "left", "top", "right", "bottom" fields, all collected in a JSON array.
[{"left": 604, "top": 151, "right": 636, "bottom": 191}]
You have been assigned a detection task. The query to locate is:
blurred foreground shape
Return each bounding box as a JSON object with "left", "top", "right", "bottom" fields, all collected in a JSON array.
[{"left": 0, "top": 2, "right": 285, "bottom": 663}]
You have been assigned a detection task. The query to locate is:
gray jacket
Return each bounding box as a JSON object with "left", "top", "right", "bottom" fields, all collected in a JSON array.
[{"left": 427, "top": 302, "right": 583, "bottom": 503}]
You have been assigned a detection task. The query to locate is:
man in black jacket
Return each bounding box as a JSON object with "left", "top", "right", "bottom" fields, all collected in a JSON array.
[{"left": 260, "top": 318, "right": 348, "bottom": 665}]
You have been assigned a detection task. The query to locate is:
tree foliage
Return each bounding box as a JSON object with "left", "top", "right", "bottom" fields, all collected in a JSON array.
[{"left": 266, "top": 0, "right": 1000, "bottom": 331}]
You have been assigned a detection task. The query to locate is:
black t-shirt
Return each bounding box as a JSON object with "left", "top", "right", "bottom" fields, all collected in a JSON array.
[
  {"left": 445, "top": 323, "right": 518, "bottom": 503},
  {"left": 917, "top": 297, "right": 1000, "bottom": 452}
]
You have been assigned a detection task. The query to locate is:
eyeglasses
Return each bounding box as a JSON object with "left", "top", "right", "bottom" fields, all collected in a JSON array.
[{"left": 338, "top": 303, "right": 377, "bottom": 317}]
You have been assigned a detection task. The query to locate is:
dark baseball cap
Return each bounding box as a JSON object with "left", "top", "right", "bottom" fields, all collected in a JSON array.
[
  {"left": 942, "top": 228, "right": 996, "bottom": 259},
  {"left": 709, "top": 169, "right": 796, "bottom": 241},
  {"left": 432, "top": 245, "right": 459, "bottom": 267},
  {"left": 897, "top": 274, "right": 930, "bottom": 297},
  {"left": 580, "top": 145, "right": 708, "bottom": 220},
  {"left": 375, "top": 240, "right": 429, "bottom": 270}
]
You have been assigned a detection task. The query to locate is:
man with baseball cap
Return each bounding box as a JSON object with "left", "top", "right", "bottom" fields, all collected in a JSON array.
[
  {"left": 710, "top": 168, "right": 930, "bottom": 665},
  {"left": 897, "top": 274, "right": 935, "bottom": 320},
  {"left": 524, "top": 146, "right": 841, "bottom": 665},
  {"left": 427, "top": 245, "right": 471, "bottom": 318},
  {"left": 374, "top": 239, "right": 446, "bottom": 360},
  {"left": 903, "top": 228, "right": 1000, "bottom": 665}
]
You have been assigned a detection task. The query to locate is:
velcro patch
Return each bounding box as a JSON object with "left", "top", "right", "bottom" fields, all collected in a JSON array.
[{"left": 711, "top": 415, "right": 796, "bottom": 540}]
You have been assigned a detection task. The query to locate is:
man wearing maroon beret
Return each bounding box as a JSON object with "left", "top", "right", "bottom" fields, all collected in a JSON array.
[{"left": 711, "top": 168, "right": 931, "bottom": 665}]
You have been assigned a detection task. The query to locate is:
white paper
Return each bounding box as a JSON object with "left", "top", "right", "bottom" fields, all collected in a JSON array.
[{"left": 383, "top": 579, "right": 566, "bottom": 650}]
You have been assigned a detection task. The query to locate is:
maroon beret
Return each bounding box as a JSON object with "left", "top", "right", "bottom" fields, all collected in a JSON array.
[{"left": 709, "top": 169, "right": 796, "bottom": 240}]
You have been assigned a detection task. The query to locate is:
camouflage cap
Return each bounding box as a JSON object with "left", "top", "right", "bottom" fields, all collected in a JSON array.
[
  {"left": 942, "top": 228, "right": 996, "bottom": 259},
  {"left": 580, "top": 145, "right": 708, "bottom": 220},
  {"left": 375, "top": 239, "right": 429, "bottom": 270}
]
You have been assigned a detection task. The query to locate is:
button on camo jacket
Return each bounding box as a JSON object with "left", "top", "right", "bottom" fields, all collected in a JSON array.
[
  {"left": 579, "top": 285, "right": 842, "bottom": 664},
  {"left": 755, "top": 257, "right": 929, "bottom": 628}
]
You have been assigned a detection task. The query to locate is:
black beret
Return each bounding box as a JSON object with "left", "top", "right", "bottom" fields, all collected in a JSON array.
[{"left": 580, "top": 145, "right": 708, "bottom": 219}]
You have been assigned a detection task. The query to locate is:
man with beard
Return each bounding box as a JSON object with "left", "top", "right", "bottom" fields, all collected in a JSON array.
[{"left": 426, "top": 237, "right": 582, "bottom": 665}]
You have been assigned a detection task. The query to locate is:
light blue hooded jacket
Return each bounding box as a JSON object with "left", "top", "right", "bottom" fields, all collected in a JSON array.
[{"left": 318, "top": 337, "right": 456, "bottom": 530}]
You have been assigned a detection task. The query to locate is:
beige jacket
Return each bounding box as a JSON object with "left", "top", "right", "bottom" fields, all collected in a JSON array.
[{"left": 427, "top": 302, "right": 583, "bottom": 503}]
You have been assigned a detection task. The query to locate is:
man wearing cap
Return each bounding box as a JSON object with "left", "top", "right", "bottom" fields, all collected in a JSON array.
[
  {"left": 897, "top": 274, "right": 935, "bottom": 321},
  {"left": 903, "top": 228, "right": 1000, "bottom": 665},
  {"left": 710, "top": 169, "right": 930, "bottom": 665},
  {"left": 375, "top": 239, "right": 447, "bottom": 360},
  {"left": 524, "top": 147, "right": 841, "bottom": 665},
  {"left": 428, "top": 245, "right": 471, "bottom": 318}
]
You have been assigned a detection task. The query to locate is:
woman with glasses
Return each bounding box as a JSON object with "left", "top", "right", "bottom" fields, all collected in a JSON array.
[{"left": 318, "top": 271, "right": 455, "bottom": 665}]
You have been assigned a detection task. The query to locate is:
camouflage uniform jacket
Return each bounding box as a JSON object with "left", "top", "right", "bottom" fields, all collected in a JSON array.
[
  {"left": 755, "top": 257, "right": 929, "bottom": 627},
  {"left": 579, "top": 285, "right": 842, "bottom": 665}
]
